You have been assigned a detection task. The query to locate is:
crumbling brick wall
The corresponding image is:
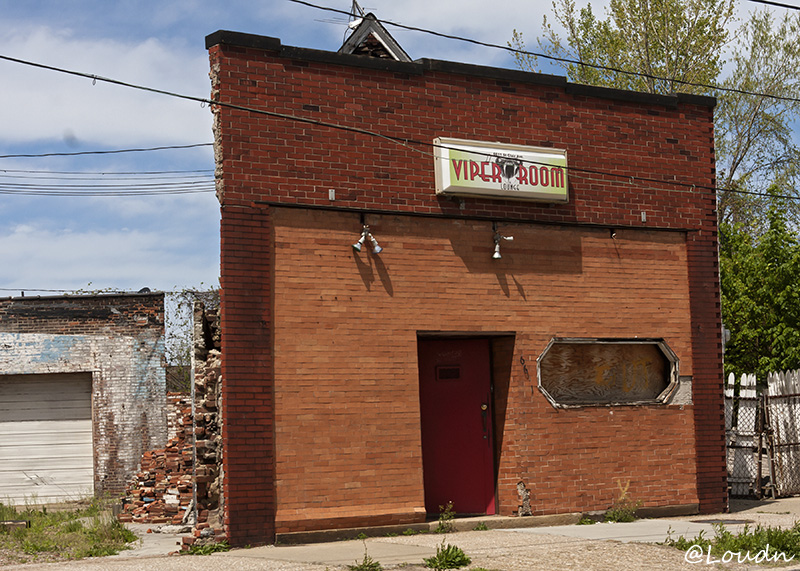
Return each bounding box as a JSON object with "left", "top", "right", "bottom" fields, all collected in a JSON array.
[
  {"left": 0, "top": 293, "right": 166, "bottom": 497},
  {"left": 120, "top": 302, "right": 224, "bottom": 544},
  {"left": 192, "top": 301, "right": 223, "bottom": 538}
]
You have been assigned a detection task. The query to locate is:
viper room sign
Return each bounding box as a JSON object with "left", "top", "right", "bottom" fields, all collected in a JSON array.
[{"left": 433, "top": 137, "right": 569, "bottom": 202}]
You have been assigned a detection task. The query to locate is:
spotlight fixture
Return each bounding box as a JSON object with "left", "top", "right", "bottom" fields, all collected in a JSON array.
[
  {"left": 352, "top": 233, "right": 366, "bottom": 252},
  {"left": 492, "top": 228, "right": 514, "bottom": 260},
  {"left": 352, "top": 224, "right": 383, "bottom": 254}
]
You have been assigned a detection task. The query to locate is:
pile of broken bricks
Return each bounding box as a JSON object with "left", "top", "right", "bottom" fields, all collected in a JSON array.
[{"left": 119, "top": 395, "right": 194, "bottom": 526}]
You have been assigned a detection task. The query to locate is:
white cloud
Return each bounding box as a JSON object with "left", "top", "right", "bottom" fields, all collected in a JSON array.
[
  {"left": 0, "top": 25, "right": 212, "bottom": 148},
  {"left": 0, "top": 216, "right": 218, "bottom": 292}
]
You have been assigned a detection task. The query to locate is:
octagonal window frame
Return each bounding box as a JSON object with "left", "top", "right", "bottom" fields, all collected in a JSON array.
[{"left": 536, "top": 337, "right": 680, "bottom": 409}]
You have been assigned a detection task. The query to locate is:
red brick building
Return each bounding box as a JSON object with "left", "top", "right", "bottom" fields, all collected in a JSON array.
[{"left": 206, "top": 26, "right": 726, "bottom": 546}]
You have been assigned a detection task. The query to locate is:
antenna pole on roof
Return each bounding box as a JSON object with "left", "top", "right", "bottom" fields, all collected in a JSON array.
[{"left": 351, "top": 0, "right": 366, "bottom": 18}]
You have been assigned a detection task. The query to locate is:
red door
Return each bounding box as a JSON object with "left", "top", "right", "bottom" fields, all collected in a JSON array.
[{"left": 418, "top": 338, "right": 495, "bottom": 515}]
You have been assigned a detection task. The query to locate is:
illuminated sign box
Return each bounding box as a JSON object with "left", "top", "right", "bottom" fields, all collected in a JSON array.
[{"left": 434, "top": 137, "right": 569, "bottom": 203}]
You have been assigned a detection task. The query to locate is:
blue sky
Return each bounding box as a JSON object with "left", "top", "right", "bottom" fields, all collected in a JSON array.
[
  {"left": 0, "top": 0, "right": 772, "bottom": 296},
  {"left": 0, "top": 0, "right": 567, "bottom": 297}
]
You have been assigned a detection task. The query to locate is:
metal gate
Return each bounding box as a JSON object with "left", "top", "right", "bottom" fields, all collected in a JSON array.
[{"left": 725, "top": 370, "right": 800, "bottom": 498}]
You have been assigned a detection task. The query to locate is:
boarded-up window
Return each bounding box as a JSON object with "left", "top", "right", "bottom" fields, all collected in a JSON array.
[{"left": 537, "top": 339, "right": 678, "bottom": 407}]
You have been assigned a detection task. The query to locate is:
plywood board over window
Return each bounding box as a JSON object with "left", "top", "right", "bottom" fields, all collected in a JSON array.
[{"left": 537, "top": 338, "right": 678, "bottom": 407}]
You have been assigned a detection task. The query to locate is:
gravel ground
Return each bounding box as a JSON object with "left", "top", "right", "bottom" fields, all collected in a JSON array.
[
  {"left": 2, "top": 498, "right": 800, "bottom": 571},
  {"left": 0, "top": 531, "right": 786, "bottom": 571}
]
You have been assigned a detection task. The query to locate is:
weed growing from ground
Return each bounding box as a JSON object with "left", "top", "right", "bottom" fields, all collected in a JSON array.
[
  {"left": 665, "top": 521, "right": 800, "bottom": 560},
  {"left": 473, "top": 522, "right": 488, "bottom": 531},
  {"left": 423, "top": 539, "right": 471, "bottom": 569},
  {"left": 604, "top": 480, "right": 641, "bottom": 523},
  {"left": 0, "top": 500, "right": 136, "bottom": 563},
  {"left": 348, "top": 542, "right": 383, "bottom": 571},
  {"left": 435, "top": 501, "right": 456, "bottom": 534},
  {"left": 182, "top": 541, "right": 231, "bottom": 555}
]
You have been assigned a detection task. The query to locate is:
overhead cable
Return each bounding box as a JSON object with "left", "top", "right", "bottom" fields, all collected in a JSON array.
[
  {"left": 747, "top": 0, "right": 800, "bottom": 9},
  {"left": 0, "top": 52, "right": 789, "bottom": 202},
  {"left": 0, "top": 142, "right": 213, "bottom": 159},
  {"left": 288, "top": 0, "right": 800, "bottom": 104}
]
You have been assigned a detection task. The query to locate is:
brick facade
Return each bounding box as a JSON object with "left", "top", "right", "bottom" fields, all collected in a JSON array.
[
  {"left": 0, "top": 293, "right": 166, "bottom": 496},
  {"left": 207, "top": 31, "right": 726, "bottom": 545}
]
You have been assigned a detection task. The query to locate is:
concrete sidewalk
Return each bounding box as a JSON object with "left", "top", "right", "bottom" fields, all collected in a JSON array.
[
  {"left": 205, "top": 497, "right": 800, "bottom": 569},
  {"left": 213, "top": 517, "right": 750, "bottom": 567},
  {"left": 7, "top": 498, "right": 800, "bottom": 570}
]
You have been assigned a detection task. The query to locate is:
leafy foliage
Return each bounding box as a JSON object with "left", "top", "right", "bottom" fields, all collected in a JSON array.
[
  {"left": 720, "top": 192, "right": 800, "bottom": 381},
  {"left": 183, "top": 540, "right": 231, "bottom": 555},
  {"left": 348, "top": 543, "right": 383, "bottom": 571},
  {"left": 665, "top": 521, "right": 800, "bottom": 560},
  {"left": 510, "top": 0, "right": 734, "bottom": 95},
  {"left": 511, "top": 2, "right": 800, "bottom": 231},
  {"left": 604, "top": 479, "right": 641, "bottom": 523},
  {"left": 435, "top": 501, "right": 456, "bottom": 534},
  {"left": 716, "top": 11, "right": 800, "bottom": 229},
  {"left": 423, "top": 540, "right": 471, "bottom": 570}
]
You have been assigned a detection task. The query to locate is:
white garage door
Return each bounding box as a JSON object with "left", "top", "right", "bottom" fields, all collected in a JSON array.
[{"left": 0, "top": 373, "right": 94, "bottom": 505}]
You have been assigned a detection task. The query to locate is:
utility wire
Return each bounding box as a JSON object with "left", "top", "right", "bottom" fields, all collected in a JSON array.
[
  {"left": 0, "top": 168, "right": 213, "bottom": 175},
  {"left": 747, "top": 0, "right": 800, "bottom": 10},
  {"left": 289, "top": 0, "right": 800, "bottom": 105},
  {"left": 0, "top": 142, "right": 212, "bottom": 159},
  {"left": 0, "top": 51, "right": 789, "bottom": 202}
]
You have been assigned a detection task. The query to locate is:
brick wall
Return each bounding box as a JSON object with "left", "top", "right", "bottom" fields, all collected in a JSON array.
[
  {"left": 0, "top": 293, "right": 166, "bottom": 496},
  {"left": 208, "top": 32, "right": 725, "bottom": 544},
  {"left": 269, "top": 209, "right": 699, "bottom": 532}
]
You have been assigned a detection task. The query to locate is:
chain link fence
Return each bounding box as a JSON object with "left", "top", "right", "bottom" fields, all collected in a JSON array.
[{"left": 726, "top": 371, "right": 800, "bottom": 498}]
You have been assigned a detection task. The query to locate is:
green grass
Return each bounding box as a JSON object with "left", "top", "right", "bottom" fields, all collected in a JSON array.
[
  {"left": 665, "top": 522, "right": 800, "bottom": 563},
  {"left": 183, "top": 541, "right": 231, "bottom": 555},
  {"left": 0, "top": 499, "right": 136, "bottom": 563}
]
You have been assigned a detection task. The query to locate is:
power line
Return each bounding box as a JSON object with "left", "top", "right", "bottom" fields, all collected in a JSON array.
[
  {"left": 0, "top": 143, "right": 213, "bottom": 159},
  {"left": 289, "top": 0, "right": 800, "bottom": 105},
  {"left": 0, "top": 48, "right": 791, "bottom": 203},
  {"left": 0, "top": 188, "right": 214, "bottom": 196},
  {"left": 747, "top": 0, "right": 800, "bottom": 10},
  {"left": 0, "top": 168, "right": 213, "bottom": 175}
]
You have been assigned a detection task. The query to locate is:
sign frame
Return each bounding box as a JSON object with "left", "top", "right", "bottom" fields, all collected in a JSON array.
[{"left": 433, "top": 137, "right": 569, "bottom": 203}]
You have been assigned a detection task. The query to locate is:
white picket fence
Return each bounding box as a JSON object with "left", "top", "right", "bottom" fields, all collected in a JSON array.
[
  {"left": 765, "top": 370, "right": 800, "bottom": 496},
  {"left": 725, "top": 370, "right": 800, "bottom": 497}
]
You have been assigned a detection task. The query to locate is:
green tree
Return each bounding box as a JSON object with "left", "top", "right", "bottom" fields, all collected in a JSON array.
[
  {"left": 512, "top": 2, "right": 800, "bottom": 232},
  {"left": 716, "top": 10, "right": 800, "bottom": 230},
  {"left": 720, "top": 191, "right": 800, "bottom": 381},
  {"left": 510, "top": 0, "right": 734, "bottom": 95},
  {"left": 512, "top": 2, "right": 800, "bottom": 378}
]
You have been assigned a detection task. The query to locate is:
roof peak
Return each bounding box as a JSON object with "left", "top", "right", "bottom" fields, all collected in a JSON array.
[{"left": 338, "top": 12, "right": 411, "bottom": 62}]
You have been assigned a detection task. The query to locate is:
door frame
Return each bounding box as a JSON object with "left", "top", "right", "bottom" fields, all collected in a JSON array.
[{"left": 416, "top": 333, "right": 502, "bottom": 516}]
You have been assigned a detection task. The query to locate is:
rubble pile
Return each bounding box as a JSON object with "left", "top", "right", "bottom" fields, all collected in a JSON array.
[
  {"left": 119, "top": 300, "right": 225, "bottom": 547},
  {"left": 118, "top": 394, "right": 194, "bottom": 524}
]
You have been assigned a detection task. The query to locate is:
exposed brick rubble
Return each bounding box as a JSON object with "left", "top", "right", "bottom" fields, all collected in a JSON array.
[
  {"left": 118, "top": 394, "right": 193, "bottom": 524},
  {"left": 120, "top": 301, "right": 224, "bottom": 546},
  {"left": 185, "top": 300, "right": 224, "bottom": 547}
]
